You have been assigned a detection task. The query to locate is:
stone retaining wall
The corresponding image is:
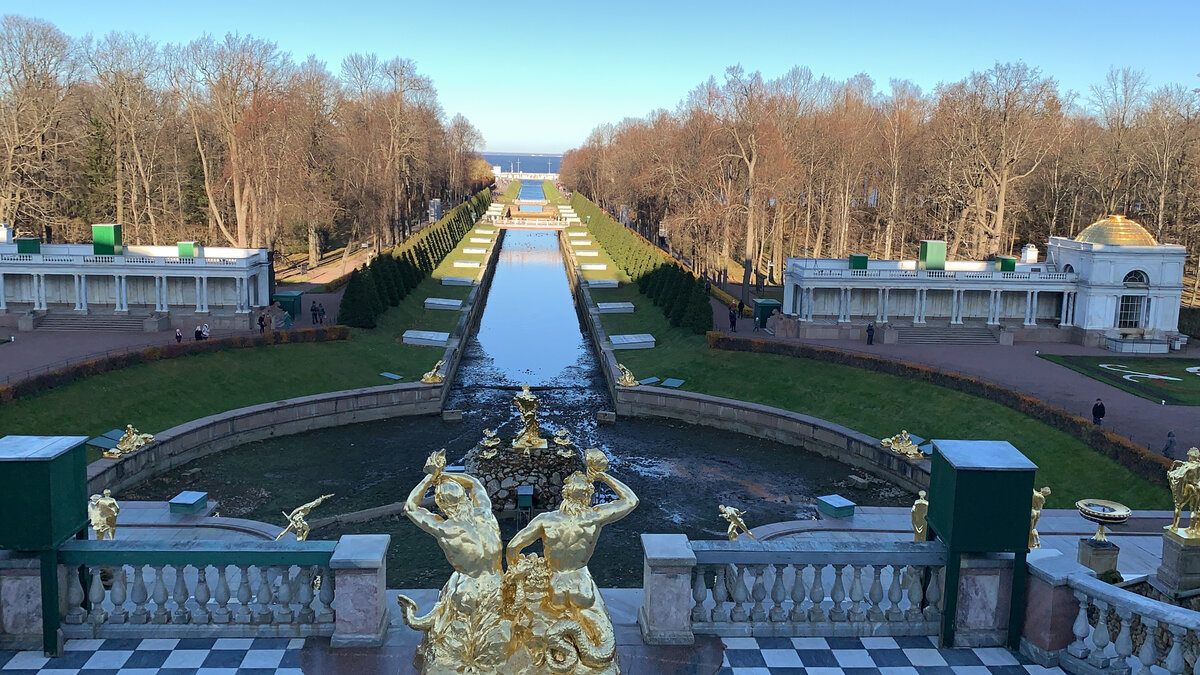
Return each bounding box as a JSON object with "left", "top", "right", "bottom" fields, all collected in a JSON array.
[
  {"left": 87, "top": 383, "right": 441, "bottom": 495},
  {"left": 435, "top": 228, "right": 506, "bottom": 400}
]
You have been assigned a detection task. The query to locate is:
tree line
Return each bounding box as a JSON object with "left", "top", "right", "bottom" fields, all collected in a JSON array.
[
  {"left": 0, "top": 15, "right": 492, "bottom": 266},
  {"left": 560, "top": 63, "right": 1200, "bottom": 303}
]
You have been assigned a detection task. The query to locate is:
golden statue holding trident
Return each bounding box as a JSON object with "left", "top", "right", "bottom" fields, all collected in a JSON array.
[
  {"left": 512, "top": 383, "right": 547, "bottom": 452},
  {"left": 276, "top": 494, "right": 334, "bottom": 541},
  {"left": 1166, "top": 447, "right": 1200, "bottom": 536}
]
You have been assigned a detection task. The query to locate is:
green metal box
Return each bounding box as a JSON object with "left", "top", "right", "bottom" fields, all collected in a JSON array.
[
  {"left": 817, "top": 494, "right": 855, "bottom": 518},
  {"left": 997, "top": 256, "right": 1017, "bottom": 272},
  {"left": 753, "top": 298, "right": 783, "bottom": 329},
  {"left": 517, "top": 485, "right": 534, "bottom": 509},
  {"left": 177, "top": 241, "right": 201, "bottom": 258},
  {"left": 926, "top": 440, "right": 1036, "bottom": 553},
  {"left": 919, "top": 240, "right": 946, "bottom": 271},
  {"left": 15, "top": 237, "right": 40, "bottom": 254},
  {"left": 271, "top": 290, "right": 304, "bottom": 319},
  {"left": 849, "top": 254, "right": 868, "bottom": 270},
  {"left": 92, "top": 224, "right": 123, "bottom": 256},
  {"left": 0, "top": 436, "right": 88, "bottom": 550}
]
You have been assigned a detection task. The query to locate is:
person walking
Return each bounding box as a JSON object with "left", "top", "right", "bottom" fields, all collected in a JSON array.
[
  {"left": 737, "top": 299, "right": 745, "bottom": 316},
  {"left": 318, "top": 303, "right": 326, "bottom": 325},
  {"left": 258, "top": 313, "right": 266, "bottom": 334},
  {"left": 728, "top": 304, "right": 738, "bottom": 333},
  {"left": 1092, "top": 398, "right": 1106, "bottom": 425},
  {"left": 866, "top": 322, "right": 875, "bottom": 346},
  {"left": 311, "top": 301, "right": 319, "bottom": 325},
  {"left": 1165, "top": 430, "right": 1178, "bottom": 460},
  {"left": 175, "top": 328, "right": 182, "bottom": 344}
]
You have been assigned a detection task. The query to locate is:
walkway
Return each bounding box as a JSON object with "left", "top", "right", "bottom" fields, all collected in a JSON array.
[{"left": 709, "top": 297, "right": 1200, "bottom": 452}]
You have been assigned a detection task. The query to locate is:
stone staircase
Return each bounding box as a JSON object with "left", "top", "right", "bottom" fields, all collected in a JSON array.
[
  {"left": 894, "top": 325, "right": 999, "bottom": 345},
  {"left": 36, "top": 313, "right": 147, "bottom": 332}
]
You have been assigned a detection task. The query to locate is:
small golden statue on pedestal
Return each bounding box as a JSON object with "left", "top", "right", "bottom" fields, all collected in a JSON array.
[
  {"left": 512, "top": 383, "right": 547, "bottom": 452},
  {"left": 911, "top": 490, "right": 929, "bottom": 541},
  {"left": 553, "top": 429, "right": 577, "bottom": 458},
  {"left": 478, "top": 428, "right": 502, "bottom": 459},
  {"left": 1166, "top": 447, "right": 1200, "bottom": 540},
  {"left": 421, "top": 360, "right": 446, "bottom": 384},
  {"left": 719, "top": 504, "right": 756, "bottom": 541},
  {"left": 1029, "top": 486, "right": 1051, "bottom": 548},
  {"left": 616, "top": 364, "right": 638, "bottom": 387},
  {"left": 87, "top": 489, "right": 120, "bottom": 540},
  {"left": 103, "top": 424, "right": 154, "bottom": 459},
  {"left": 276, "top": 493, "right": 334, "bottom": 541},
  {"left": 881, "top": 430, "right": 922, "bottom": 459}
]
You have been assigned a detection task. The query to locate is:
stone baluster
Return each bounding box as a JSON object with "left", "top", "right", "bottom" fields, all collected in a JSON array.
[
  {"left": 769, "top": 565, "right": 787, "bottom": 622},
  {"left": 297, "top": 567, "right": 316, "bottom": 624},
  {"left": 87, "top": 568, "right": 108, "bottom": 625},
  {"left": 63, "top": 569, "right": 86, "bottom": 624},
  {"left": 904, "top": 566, "right": 924, "bottom": 622},
  {"left": 234, "top": 565, "right": 253, "bottom": 624},
  {"left": 316, "top": 568, "right": 335, "bottom": 624},
  {"left": 212, "top": 565, "right": 231, "bottom": 624},
  {"left": 788, "top": 565, "right": 807, "bottom": 622},
  {"left": 848, "top": 565, "right": 866, "bottom": 622},
  {"left": 710, "top": 567, "right": 729, "bottom": 622},
  {"left": 1086, "top": 598, "right": 1112, "bottom": 668},
  {"left": 151, "top": 566, "right": 169, "bottom": 624},
  {"left": 275, "top": 566, "right": 294, "bottom": 624},
  {"left": 867, "top": 565, "right": 885, "bottom": 623},
  {"left": 807, "top": 564, "right": 826, "bottom": 622},
  {"left": 691, "top": 567, "right": 709, "bottom": 623},
  {"left": 172, "top": 566, "right": 191, "bottom": 624},
  {"left": 129, "top": 565, "right": 149, "bottom": 624},
  {"left": 923, "top": 567, "right": 942, "bottom": 622},
  {"left": 886, "top": 564, "right": 904, "bottom": 621},
  {"left": 828, "top": 565, "right": 847, "bottom": 622},
  {"left": 193, "top": 568, "right": 211, "bottom": 624},
  {"left": 1165, "top": 624, "right": 1186, "bottom": 675},
  {"left": 109, "top": 568, "right": 128, "bottom": 624},
  {"left": 254, "top": 567, "right": 275, "bottom": 624},
  {"left": 750, "top": 566, "right": 767, "bottom": 622},
  {"left": 1067, "top": 590, "right": 1091, "bottom": 659},
  {"left": 1114, "top": 608, "right": 1134, "bottom": 673},
  {"left": 1136, "top": 617, "right": 1156, "bottom": 675},
  {"left": 729, "top": 564, "right": 750, "bottom": 623}
]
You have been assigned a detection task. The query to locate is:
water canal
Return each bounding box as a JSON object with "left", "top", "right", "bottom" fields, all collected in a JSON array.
[{"left": 125, "top": 221, "right": 908, "bottom": 587}]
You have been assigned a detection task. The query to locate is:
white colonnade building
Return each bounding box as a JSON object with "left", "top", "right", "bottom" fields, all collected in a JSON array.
[
  {"left": 781, "top": 215, "right": 1188, "bottom": 352},
  {"left": 0, "top": 224, "right": 270, "bottom": 332}
]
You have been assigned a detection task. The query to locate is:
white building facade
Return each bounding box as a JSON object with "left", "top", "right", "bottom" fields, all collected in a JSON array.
[
  {"left": 0, "top": 225, "right": 271, "bottom": 332},
  {"left": 781, "top": 216, "right": 1188, "bottom": 351}
]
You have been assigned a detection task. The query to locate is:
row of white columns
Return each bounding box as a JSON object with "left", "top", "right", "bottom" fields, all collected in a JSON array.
[
  {"left": 0, "top": 272, "right": 252, "bottom": 314},
  {"left": 794, "top": 285, "right": 1074, "bottom": 327}
]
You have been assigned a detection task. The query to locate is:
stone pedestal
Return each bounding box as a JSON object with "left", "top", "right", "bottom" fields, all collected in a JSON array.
[
  {"left": 637, "top": 534, "right": 696, "bottom": 645},
  {"left": 1153, "top": 530, "right": 1200, "bottom": 596},
  {"left": 463, "top": 443, "right": 584, "bottom": 511},
  {"left": 330, "top": 534, "right": 390, "bottom": 648},
  {"left": 1076, "top": 538, "right": 1119, "bottom": 575},
  {"left": 1021, "top": 551, "right": 1093, "bottom": 667},
  {"left": 953, "top": 553, "right": 1015, "bottom": 647}
]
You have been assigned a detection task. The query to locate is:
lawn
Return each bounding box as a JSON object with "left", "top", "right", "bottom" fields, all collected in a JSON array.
[
  {"left": 591, "top": 284, "right": 1169, "bottom": 510},
  {"left": 433, "top": 225, "right": 495, "bottom": 279},
  {"left": 542, "top": 180, "right": 566, "bottom": 205},
  {"left": 1039, "top": 354, "right": 1200, "bottom": 406},
  {"left": 0, "top": 277, "right": 460, "bottom": 448}
]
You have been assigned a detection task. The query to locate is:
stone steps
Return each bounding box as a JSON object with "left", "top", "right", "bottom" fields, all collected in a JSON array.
[
  {"left": 36, "top": 314, "right": 147, "bottom": 332},
  {"left": 894, "top": 327, "right": 998, "bottom": 345}
]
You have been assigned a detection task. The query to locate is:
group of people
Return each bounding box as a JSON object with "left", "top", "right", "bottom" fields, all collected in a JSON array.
[
  {"left": 727, "top": 300, "right": 744, "bottom": 332},
  {"left": 310, "top": 301, "right": 327, "bottom": 325}
]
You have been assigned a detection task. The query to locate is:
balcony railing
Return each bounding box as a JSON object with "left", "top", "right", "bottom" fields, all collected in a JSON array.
[
  {"left": 0, "top": 252, "right": 262, "bottom": 270},
  {"left": 789, "top": 267, "right": 1076, "bottom": 283}
]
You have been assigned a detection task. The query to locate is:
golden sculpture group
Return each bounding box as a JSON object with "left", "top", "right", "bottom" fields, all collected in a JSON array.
[
  {"left": 615, "top": 364, "right": 638, "bottom": 387},
  {"left": 102, "top": 424, "right": 155, "bottom": 459},
  {"left": 881, "top": 430, "right": 922, "bottom": 459},
  {"left": 87, "top": 489, "right": 120, "bottom": 540},
  {"left": 397, "top": 447, "right": 637, "bottom": 674},
  {"left": 512, "top": 383, "right": 548, "bottom": 452},
  {"left": 421, "top": 360, "right": 446, "bottom": 385},
  {"left": 718, "top": 505, "right": 755, "bottom": 541},
  {"left": 1166, "top": 447, "right": 1200, "bottom": 538},
  {"left": 276, "top": 494, "right": 334, "bottom": 542}
]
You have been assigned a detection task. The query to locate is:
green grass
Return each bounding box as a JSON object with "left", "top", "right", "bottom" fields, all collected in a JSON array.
[
  {"left": 592, "top": 284, "right": 1169, "bottom": 510},
  {"left": 1040, "top": 354, "right": 1200, "bottom": 406},
  {"left": 497, "top": 181, "right": 520, "bottom": 202},
  {"left": 0, "top": 277, "right": 461, "bottom": 448},
  {"left": 432, "top": 227, "right": 493, "bottom": 280},
  {"left": 542, "top": 180, "right": 565, "bottom": 205}
]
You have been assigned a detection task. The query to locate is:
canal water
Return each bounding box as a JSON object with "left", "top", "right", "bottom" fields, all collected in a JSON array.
[
  {"left": 124, "top": 226, "right": 909, "bottom": 587},
  {"left": 516, "top": 180, "right": 545, "bottom": 201}
]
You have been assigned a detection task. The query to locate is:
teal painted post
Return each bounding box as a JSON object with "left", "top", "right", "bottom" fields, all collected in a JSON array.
[
  {"left": 940, "top": 550, "right": 961, "bottom": 647},
  {"left": 1008, "top": 551, "right": 1028, "bottom": 649},
  {"left": 39, "top": 551, "right": 60, "bottom": 656}
]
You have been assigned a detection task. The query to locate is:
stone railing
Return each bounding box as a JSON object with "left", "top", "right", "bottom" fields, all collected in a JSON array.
[
  {"left": 788, "top": 266, "right": 1076, "bottom": 284},
  {"left": 49, "top": 535, "right": 389, "bottom": 649},
  {"left": 0, "top": 252, "right": 262, "bottom": 270},
  {"left": 1024, "top": 550, "right": 1200, "bottom": 673},
  {"left": 639, "top": 534, "right": 947, "bottom": 644}
]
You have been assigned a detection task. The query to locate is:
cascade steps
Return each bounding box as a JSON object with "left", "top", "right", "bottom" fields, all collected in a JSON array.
[
  {"left": 893, "top": 326, "right": 999, "bottom": 345},
  {"left": 36, "top": 313, "right": 148, "bottom": 332}
]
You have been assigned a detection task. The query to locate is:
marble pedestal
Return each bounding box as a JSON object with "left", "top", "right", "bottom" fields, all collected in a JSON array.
[
  {"left": 1076, "top": 538, "right": 1119, "bottom": 575},
  {"left": 1153, "top": 530, "right": 1200, "bottom": 596}
]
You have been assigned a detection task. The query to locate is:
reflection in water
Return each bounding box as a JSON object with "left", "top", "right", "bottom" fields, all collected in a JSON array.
[{"left": 516, "top": 180, "right": 544, "bottom": 201}]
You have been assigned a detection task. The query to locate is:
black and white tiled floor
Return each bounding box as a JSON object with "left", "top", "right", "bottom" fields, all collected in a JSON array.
[
  {"left": 718, "top": 636, "right": 1064, "bottom": 675},
  {"left": 0, "top": 637, "right": 304, "bottom": 674}
]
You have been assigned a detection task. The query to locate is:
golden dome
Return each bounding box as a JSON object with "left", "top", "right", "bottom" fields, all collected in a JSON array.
[{"left": 1074, "top": 215, "right": 1158, "bottom": 246}]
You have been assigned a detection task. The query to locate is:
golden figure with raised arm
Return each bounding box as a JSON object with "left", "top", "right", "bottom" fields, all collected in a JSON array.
[
  {"left": 615, "top": 364, "right": 638, "bottom": 387},
  {"left": 1029, "top": 486, "right": 1051, "bottom": 548},
  {"left": 1167, "top": 447, "right": 1200, "bottom": 535},
  {"left": 421, "top": 360, "right": 446, "bottom": 384},
  {"left": 718, "top": 505, "right": 756, "bottom": 541},
  {"left": 87, "top": 489, "right": 120, "bottom": 540},
  {"left": 275, "top": 493, "right": 334, "bottom": 542},
  {"left": 511, "top": 383, "right": 546, "bottom": 451}
]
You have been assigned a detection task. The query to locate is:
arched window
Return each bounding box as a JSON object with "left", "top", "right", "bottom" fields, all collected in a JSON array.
[
  {"left": 1062, "top": 264, "right": 1074, "bottom": 274},
  {"left": 1123, "top": 270, "right": 1149, "bottom": 286},
  {"left": 1117, "top": 270, "right": 1150, "bottom": 328}
]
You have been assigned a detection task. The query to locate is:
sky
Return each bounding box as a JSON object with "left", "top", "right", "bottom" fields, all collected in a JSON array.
[{"left": 5, "top": 0, "right": 1199, "bottom": 154}]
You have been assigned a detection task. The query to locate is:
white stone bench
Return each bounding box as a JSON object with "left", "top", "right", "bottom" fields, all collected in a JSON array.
[
  {"left": 568, "top": 231, "right": 589, "bottom": 238},
  {"left": 576, "top": 250, "right": 599, "bottom": 257},
  {"left": 424, "top": 298, "right": 463, "bottom": 311},
  {"left": 597, "top": 302, "right": 634, "bottom": 314},
  {"left": 588, "top": 279, "right": 618, "bottom": 289},
  {"left": 474, "top": 228, "right": 495, "bottom": 235},
  {"left": 453, "top": 260, "right": 481, "bottom": 268},
  {"left": 462, "top": 247, "right": 487, "bottom": 254},
  {"left": 571, "top": 239, "right": 593, "bottom": 246},
  {"left": 581, "top": 263, "right": 607, "bottom": 271},
  {"left": 469, "top": 237, "right": 492, "bottom": 244},
  {"left": 402, "top": 330, "right": 450, "bottom": 347},
  {"left": 441, "top": 277, "right": 474, "bottom": 286},
  {"left": 610, "top": 333, "right": 655, "bottom": 350}
]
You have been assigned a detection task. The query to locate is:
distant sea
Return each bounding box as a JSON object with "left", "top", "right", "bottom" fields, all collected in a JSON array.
[{"left": 482, "top": 153, "right": 563, "bottom": 174}]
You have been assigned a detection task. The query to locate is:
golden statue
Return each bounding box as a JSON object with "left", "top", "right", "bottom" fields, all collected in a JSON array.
[
  {"left": 276, "top": 493, "right": 334, "bottom": 541},
  {"left": 553, "top": 429, "right": 577, "bottom": 459},
  {"left": 718, "top": 504, "right": 756, "bottom": 541},
  {"left": 103, "top": 424, "right": 154, "bottom": 459},
  {"left": 87, "top": 489, "right": 119, "bottom": 540},
  {"left": 881, "top": 430, "right": 921, "bottom": 459},
  {"left": 504, "top": 448, "right": 637, "bottom": 673},
  {"left": 911, "top": 490, "right": 929, "bottom": 542},
  {"left": 615, "top": 364, "right": 638, "bottom": 387},
  {"left": 1029, "top": 486, "right": 1051, "bottom": 548},
  {"left": 1166, "top": 447, "right": 1200, "bottom": 536},
  {"left": 397, "top": 450, "right": 509, "bottom": 674},
  {"left": 421, "top": 360, "right": 446, "bottom": 384},
  {"left": 479, "top": 428, "right": 502, "bottom": 459},
  {"left": 512, "top": 383, "right": 546, "bottom": 452}
]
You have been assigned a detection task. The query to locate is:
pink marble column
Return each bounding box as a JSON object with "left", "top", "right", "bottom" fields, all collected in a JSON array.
[{"left": 330, "top": 534, "right": 390, "bottom": 648}]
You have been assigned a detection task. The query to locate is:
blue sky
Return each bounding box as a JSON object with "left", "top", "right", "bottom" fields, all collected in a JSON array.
[{"left": 6, "top": 0, "right": 1198, "bottom": 153}]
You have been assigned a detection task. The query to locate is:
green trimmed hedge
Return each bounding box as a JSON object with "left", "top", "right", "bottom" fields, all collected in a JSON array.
[
  {"left": 1182, "top": 307, "right": 1199, "bottom": 339},
  {"left": 706, "top": 332, "right": 1171, "bottom": 487}
]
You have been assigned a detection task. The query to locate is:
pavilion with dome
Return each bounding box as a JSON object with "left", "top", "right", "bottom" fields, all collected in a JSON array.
[{"left": 780, "top": 215, "right": 1188, "bottom": 351}]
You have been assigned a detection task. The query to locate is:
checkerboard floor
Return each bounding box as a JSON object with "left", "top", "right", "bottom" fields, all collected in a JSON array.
[
  {"left": 718, "top": 636, "right": 1065, "bottom": 674},
  {"left": 0, "top": 637, "right": 304, "bottom": 674}
]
